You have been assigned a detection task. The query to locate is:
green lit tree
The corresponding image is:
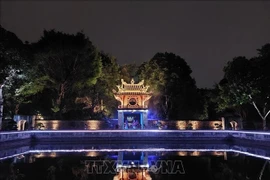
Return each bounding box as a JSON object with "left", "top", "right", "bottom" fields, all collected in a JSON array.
[
  {"left": 0, "top": 26, "right": 30, "bottom": 129},
  {"left": 218, "top": 44, "right": 270, "bottom": 130},
  {"left": 16, "top": 30, "right": 102, "bottom": 118},
  {"left": 75, "top": 52, "right": 120, "bottom": 119}
]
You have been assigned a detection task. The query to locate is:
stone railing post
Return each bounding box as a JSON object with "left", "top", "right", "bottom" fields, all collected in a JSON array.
[
  {"left": 0, "top": 86, "right": 3, "bottom": 130},
  {"left": 221, "top": 117, "right": 225, "bottom": 130}
]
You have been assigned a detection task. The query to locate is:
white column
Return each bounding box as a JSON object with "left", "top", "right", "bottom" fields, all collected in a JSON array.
[
  {"left": 118, "top": 111, "right": 124, "bottom": 129},
  {"left": 32, "top": 115, "right": 36, "bottom": 130},
  {"left": 0, "top": 86, "right": 3, "bottom": 130},
  {"left": 221, "top": 117, "right": 225, "bottom": 130},
  {"left": 17, "top": 120, "right": 21, "bottom": 131},
  {"left": 143, "top": 111, "right": 148, "bottom": 128},
  {"left": 22, "top": 120, "right": 26, "bottom": 130}
]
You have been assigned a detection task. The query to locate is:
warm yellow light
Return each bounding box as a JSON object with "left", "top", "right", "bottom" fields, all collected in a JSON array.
[
  {"left": 50, "top": 152, "right": 57, "bottom": 157},
  {"left": 177, "top": 151, "right": 188, "bottom": 156},
  {"left": 176, "top": 121, "right": 186, "bottom": 130},
  {"left": 51, "top": 121, "right": 60, "bottom": 130},
  {"left": 212, "top": 151, "right": 224, "bottom": 156},
  {"left": 190, "top": 151, "right": 200, "bottom": 156},
  {"left": 86, "top": 151, "right": 99, "bottom": 157},
  {"left": 113, "top": 168, "right": 152, "bottom": 180},
  {"left": 86, "top": 120, "right": 101, "bottom": 130}
]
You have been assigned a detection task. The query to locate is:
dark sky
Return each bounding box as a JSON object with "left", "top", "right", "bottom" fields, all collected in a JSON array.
[{"left": 1, "top": 1, "right": 270, "bottom": 88}]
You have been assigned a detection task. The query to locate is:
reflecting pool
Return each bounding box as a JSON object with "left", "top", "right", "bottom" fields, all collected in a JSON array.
[{"left": 0, "top": 141, "right": 270, "bottom": 180}]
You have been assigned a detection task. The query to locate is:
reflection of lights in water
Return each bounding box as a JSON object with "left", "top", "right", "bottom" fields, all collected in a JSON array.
[
  {"left": 34, "top": 153, "right": 45, "bottom": 158},
  {"left": 50, "top": 152, "right": 57, "bottom": 157},
  {"left": 231, "top": 152, "right": 240, "bottom": 157},
  {"left": 190, "top": 151, "right": 200, "bottom": 156},
  {"left": 16, "top": 155, "right": 25, "bottom": 159},
  {"left": 113, "top": 168, "right": 152, "bottom": 180},
  {"left": 212, "top": 151, "right": 224, "bottom": 156},
  {"left": 177, "top": 151, "right": 188, "bottom": 156},
  {"left": 34, "top": 152, "right": 57, "bottom": 158},
  {"left": 86, "top": 151, "right": 99, "bottom": 157}
]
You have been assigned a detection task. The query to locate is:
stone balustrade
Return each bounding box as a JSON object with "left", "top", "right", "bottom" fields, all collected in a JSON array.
[
  {"left": 1, "top": 130, "right": 270, "bottom": 145},
  {"left": 0, "top": 131, "right": 31, "bottom": 143}
]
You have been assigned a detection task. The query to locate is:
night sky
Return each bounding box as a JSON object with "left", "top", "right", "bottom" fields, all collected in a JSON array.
[{"left": 1, "top": 1, "right": 270, "bottom": 88}]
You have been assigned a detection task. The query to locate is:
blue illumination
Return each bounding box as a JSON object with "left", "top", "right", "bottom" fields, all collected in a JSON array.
[
  {"left": 1, "top": 148, "right": 270, "bottom": 161},
  {"left": 1, "top": 129, "right": 270, "bottom": 135}
]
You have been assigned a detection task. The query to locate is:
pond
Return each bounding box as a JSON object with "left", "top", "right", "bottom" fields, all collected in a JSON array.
[{"left": 0, "top": 141, "right": 270, "bottom": 180}]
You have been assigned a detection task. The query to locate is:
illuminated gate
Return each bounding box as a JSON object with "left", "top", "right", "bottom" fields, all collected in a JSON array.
[{"left": 113, "top": 79, "right": 152, "bottom": 129}]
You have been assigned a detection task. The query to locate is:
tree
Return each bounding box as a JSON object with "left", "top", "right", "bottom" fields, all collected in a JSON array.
[
  {"left": 197, "top": 88, "right": 219, "bottom": 120},
  {"left": 94, "top": 52, "right": 120, "bottom": 118},
  {"left": 16, "top": 30, "right": 102, "bottom": 119},
  {"left": 119, "top": 63, "right": 138, "bottom": 82},
  {"left": 218, "top": 44, "right": 270, "bottom": 130},
  {"left": 75, "top": 52, "right": 120, "bottom": 119},
  {"left": 0, "top": 26, "right": 29, "bottom": 129},
  {"left": 138, "top": 52, "right": 203, "bottom": 120}
]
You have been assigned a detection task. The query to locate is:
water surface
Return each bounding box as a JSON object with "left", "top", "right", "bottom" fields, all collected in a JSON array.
[{"left": 0, "top": 141, "right": 270, "bottom": 180}]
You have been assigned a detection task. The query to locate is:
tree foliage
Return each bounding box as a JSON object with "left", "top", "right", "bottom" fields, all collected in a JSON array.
[
  {"left": 217, "top": 44, "right": 270, "bottom": 130},
  {"left": 119, "top": 64, "right": 138, "bottom": 82},
  {"left": 0, "top": 26, "right": 32, "bottom": 118},
  {"left": 138, "top": 52, "right": 204, "bottom": 120},
  {"left": 16, "top": 30, "right": 102, "bottom": 118},
  {"left": 82, "top": 52, "right": 120, "bottom": 119},
  {"left": 0, "top": 26, "right": 25, "bottom": 83}
]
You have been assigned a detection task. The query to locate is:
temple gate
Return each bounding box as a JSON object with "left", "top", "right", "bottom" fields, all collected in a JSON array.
[{"left": 113, "top": 79, "right": 152, "bottom": 129}]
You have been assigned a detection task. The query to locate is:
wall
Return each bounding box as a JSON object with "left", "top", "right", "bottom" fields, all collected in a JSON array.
[
  {"left": 35, "top": 120, "right": 118, "bottom": 130},
  {"left": 0, "top": 131, "right": 31, "bottom": 143},
  {"left": 33, "top": 119, "right": 222, "bottom": 130},
  {"left": 1, "top": 130, "right": 270, "bottom": 145},
  {"left": 148, "top": 120, "right": 222, "bottom": 130}
]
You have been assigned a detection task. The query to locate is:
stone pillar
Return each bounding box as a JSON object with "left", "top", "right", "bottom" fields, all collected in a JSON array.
[
  {"left": 22, "top": 120, "right": 26, "bottom": 131},
  {"left": 117, "top": 151, "right": 123, "bottom": 167},
  {"left": 221, "top": 117, "right": 225, "bottom": 130},
  {"left": 118, "top": 111, "right": 124, "bottom": 129},
  {"left": 239, "top": 118, "right": 243, "bottom": 130},
  {"left": 32, "top": 115, "right": 36, "bottom": 130},
  {"left": 140, "top": 113, "right": 143, "bottom": 129},
  {"left": 143, "top": 111, "right": 148, "bottom": 128},
  {"left": 224, "top": 151, "right": 227, "bottom": 161},
  {"left": 0, "top": 86, "right": 3, "bottom": 130},
  {"left": 17, "top": 120, "right": 21, "bottom": 131},
  {"left": 142, "top": 152, "right": 148, "bottom": 166}
]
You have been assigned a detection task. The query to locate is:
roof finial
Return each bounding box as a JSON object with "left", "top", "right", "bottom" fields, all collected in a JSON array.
[{"left": 131, "top": 78, "right": 135, "bottom": 84}]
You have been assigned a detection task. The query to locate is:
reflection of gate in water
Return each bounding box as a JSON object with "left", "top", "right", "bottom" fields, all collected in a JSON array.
[{"left": 114, "top": 152, "right": 151, "bottom": 180}]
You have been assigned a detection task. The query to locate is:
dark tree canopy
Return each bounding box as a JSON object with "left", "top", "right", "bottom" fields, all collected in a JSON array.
[
  {"left": 138, "top": 52, "right": 204, "bottom": 120},
  {"left": 0, "top": 26, "right": 26, "bottom": 84},
  {"left": 0, "top": 26, "right": 32, "bottom": 119},
  {"left": 16, "top": 30, "right": 102, "bottom": 118},
  {"left": 78, "top": 52, "right": 120, "bottom": 119},
  {"left": 2, "top": 26, "right": 270, "bottom": 127},
  {"left": 217, "top": 43, "right": 270, "bottom": 130}
]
